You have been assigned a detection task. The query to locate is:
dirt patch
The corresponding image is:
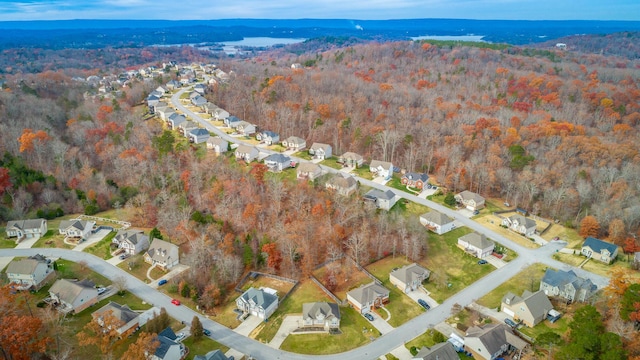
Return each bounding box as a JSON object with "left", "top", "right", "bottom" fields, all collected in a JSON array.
[{"left": 241, "top": 275, "right": 295, "bottom": 296}]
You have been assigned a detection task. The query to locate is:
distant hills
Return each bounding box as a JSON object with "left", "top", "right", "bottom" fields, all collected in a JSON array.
[{"left": 1, "top": 19, "right": 640, "bottom": 49}]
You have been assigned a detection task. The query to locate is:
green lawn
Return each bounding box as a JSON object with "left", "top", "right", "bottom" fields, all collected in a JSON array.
[
  {"left": 84, "top": 231, "right": 117, "bottom": 260},
  {"left": 404, "top": 328, "right": 441, "bottom": 352},
  {"left": 183, "top": 336, "right": 229, "bottom": 360},
  {"left": 0, "top": 237, "right": 16, "bottom": 249},
  {"left": 32, "top": 229, "right": 72, "bottom": 249},
  {"left": 425, "top": 192, "right": 452, "bottom": 208},
  {"left": 352, "top": 165, "right": 373, "bottom": 180},
  {"left": 476, "top": 263, "right": 550, "bottom": 309},
  {"left": 279, "top": 306, "right": 380, "bottom": 354},
  {"left": 366, "top": 257, "right": 424, "bottom": 326},
  {"left": 320, "top": 157, "right": 343, "bottom": 170},
  {"left": 386, "top": 174, "right": 420, "bottom": 195},
  {"left": 264, "top": 167, "right": 298, "bottom": 184},
  {"left": 118, "top": 254, "right": 153, "bottom": 283},
  {"left": 390, "top": 198, "right": 430, "bottom": 217},
  {"left": 55, "top": 259, "right": 111, "bottom": 287},
  {"left": 421, "top": 227, "right": 495, "bottom": 302},
  {"left": 266, "top": 144, "right": 286, "bottom": 152},
  {"left": 254, "top": 280, "right": 332, "bottom": 343},
  {"left": 292, "top": 151, "right": 313, "bottom": 160}
]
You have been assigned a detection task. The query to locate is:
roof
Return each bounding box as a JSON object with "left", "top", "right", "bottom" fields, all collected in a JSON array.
[
  {"left": 507, "top": 214, "right": 536, "bottom": 228},
  {"left": 50, "top": 279, "right": 96, "bottom": 305},
  {"left": 146, "top": 238, "right": 179, "bottom": 264},
  {"left": 260, "top": 130, "right": 278, "bottom": 138},
  {"left": 370, "top": 159, "right": 392, "bottom": 169},
  {"left": 6, "top": 219, "right": 46, "bottom": 231},
  {"left": 366, "top": 188, "right": 395, "bottom": 201},
  {"left": 310, "top": 143, "right": 331, "bottom": 151},
  {"left": 459, "top": 232, "right": 493, "bottom": 249},
  {"left": 207, "top": 137, "right": 228, "bottom": 147},
  {"left": 403, "top": 172, "right": 429, "bottom": 182},
  {"left": 114, "top": 229, "right": 148, "bottom": 246},
  {"left": 194, "top": 350, "right": 229, "bottom": 360},
  {"left": 264, "top": 153, "right": 291, "bottom": 163},
  {"left": 284, "top": 136, "right": 305, "bottom": 145},
  {"left": 59, "top": 219, "right": 93, "bottom": 232},
  {"left": 240, "top": 287, "right": 278, "bottom": 309},
  {"left": 155, "top": 327, "right": 179, "bottom": 359},
  {"left": 297, "top": 162, "right": 322, "bottom": 173},
  {"left": 6, "top": 257, "right": 48, "bottom": 275},
  {"left": 327, "top": 172, "right": 357, "bottom": 188},
  {"left": 302, "top": 302, "right": 340, "bottom": 322},
  {"left": 414, "top": 342, "right": 459, "bottom": 360},
  {"left": 541, "top": 269, "right": 597, "bottom": 292},
  {"left": 236, "top": 120, "right": 254, "bottom": 128},
  {"left": 519, "top": 290, "right": 554, "bottom": 319},
  {"left": 420, "top": 211, "right": 454, "bottom": 225},
  {"left": 582, "top": 237, "right": 618, "bottom": 254},
  {"left": 456, "top": 190, "right": 485, "bottom": 202},
  {"left": 190, "top": 128, "right": 210, "bottom": 136},
  {"left": 93, "top": 301, "right": 139, "bottom": 324},
  {"left": 340, "top": 152, "right": 363, "bottom": 161},
  {"left": 236, "top": 144, "right": 257, "bottom": 155},
  {"left": 390, "top": 263, "right": 430, "bottom": 286},
  {"left": 347, "top": 282, "right": 389, "bottom": 305},
  {"left": 465, "top": 323, "right": 526, "bottom": 355},
  {"left": 179, "top": 120, "right": 198, "bottom": 129}
]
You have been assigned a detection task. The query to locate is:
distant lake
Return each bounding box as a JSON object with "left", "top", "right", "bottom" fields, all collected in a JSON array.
[
  {"left": 411, "top": 35, "right": 487, "bottom": 42},
  {"left": 221, "top": 37, "right": 306, "bottom": 47}
]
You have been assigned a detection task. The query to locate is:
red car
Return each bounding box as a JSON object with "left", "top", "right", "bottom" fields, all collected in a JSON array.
[{"left": 171, "top": 299, "right": 181, "bottom": 306}]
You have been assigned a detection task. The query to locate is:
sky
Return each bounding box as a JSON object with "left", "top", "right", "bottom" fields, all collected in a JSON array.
[{"left": 0, "top": 0, "right": 639, "bottom": 21}]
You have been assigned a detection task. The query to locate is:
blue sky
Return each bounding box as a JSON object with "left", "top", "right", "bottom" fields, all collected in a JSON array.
[{"left": 0, "top": 0, "right": 638, "bottom": 21}]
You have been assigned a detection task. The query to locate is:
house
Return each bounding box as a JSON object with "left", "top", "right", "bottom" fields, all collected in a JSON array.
[
  {"left": 301, "top": 302, "right": 341, "bottom": 331},
  {"left": 194, "top": 350, "right": 230, "bottom": 360},
  {"left": 364, "top": 189, "right": 397, "bottom": 211},
  {"left": 92, "top": 302, "right": 140, "bottom": 335},
  {"left": 256, "top": 130, "right": 279, "bottom": 145},
  {"left": 49, "top": 279, "right": 99, "bottom": 314},
  {"left": 144, "top": 238, "right": 180, "bottom": 270},
  {"left": 412, "top": 342, "right": 459, "bottom": 360},
  {"left": 339, "top": 152, "right": 364, "bottom": 168},
  {"left": 193, "top": 83, "right": 207, "bottom": 95},
  {"left": 291, "top": 63, "right": 303, "bottom": 69},
  {"left": 167, "top": 114, "right": 186, "bottom": 130},
  {"left": 152, "top": 327, "right": 184, "bottom": 360},
  {"left": 282, "top": 136, "right": 306, "bottom": 151},
  {"left": 236, "top": 287, "right": 279, "bottom": 320},
  {"left": 235, "top": 121, "right": 256, "bottom": 136},
  {"left": 235, "top": 145, "right": 259, "bottom": 162},
  {"left": 457, "top": 232, "right": 494, "bottom": 258},
  {"left": 309, "top": 143, "right": 332, "bottom": 160},
  {"left": 5, "top": 218, "right": 47, "bottom": 239},
  {"left": 189, "top": 128, "right": 210, "bottom": 144},
  {"left": 347, "top": 282, "right": 390, "bottom": 314},
  {"left": 464, "top": 323, "right": 528, "bottom": 360},
  {"left": 296, "top": 162, "right": 323, "bottom": 181},
  {"left": 539, "top": 269, "right": 597, "bottom": 303},
  {"left": 455, "top": 191, "right": 485, "bottom": 211},
  {"left": 178, "top": 120, "right": 198, "bottom": 136},
  {"left": 581, "top": 237, "right": 619, "bottom": 264},
  {"left": 325, "top": 173, "right": 358, "bottom": 196},
  {"left": 501, "top": 290, "right": 554, "bottom": 327},
  {"left": 146, "top": 94, "right": 160, "bottom": 108},
  {"left": 369, "top": 160, "right": 393, "bottom": 179},
  {"left": 419, "top": 211, "right": 456, "bottom": 235},
  {"left": 402, "top": 172, "right": 429, "bottom": 190},
  {"left": 156, "top": 107, "right": 175, "bottom": 121},
  {"left": 58, "top": 219, "right": 95, "bottom": 240},
  {"left": 206, "top": 137, "right": 229, "bottom": 154},
  {"left": 264, "top": 153, "right": 292, "bottom": 172},
  {"left": 202, "top": 102, "right": 218, "bottom": 114},
  {"left": 6, "top": 255, "right": 55, "bottom": 290},
  {"left": 389, "top": 263, "right": 430, "bottom": 293},
  {"left": 224, "top": 115, "right": 241, "bottom": 128},
  {"left": 112, "top": 229, "right": 150, "bottom": 256},
  {"left": 213, "top": 109, "right": 230, "bottom": 121},
  {"left": 501, "top": 215, "right": 537, "bottom": 237},
  {"left": 165, "top": 80, "right": 180, "bottom": 90}
]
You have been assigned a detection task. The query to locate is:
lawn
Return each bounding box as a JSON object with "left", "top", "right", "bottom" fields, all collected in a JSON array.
[
  {"left": 117, "top": 254, "right": 152, "bottom": 283},
  {"left": 292, "top": 151, "right": 313, "bottom": 160},
  {"left": 264, "top": 167, "right": 298, "bottom": 184},
  {"left": 541, "top": 225, "right": 583, "bottom": 249},
  {"left": 390, "top": 198, "right": 430, "bottom": 217},
  {"left": 55, "top": 259, "right": 111, "bottom": 287},
  {"left": 366, "top": 257, "right": 424, "bottom": 327},
  {"left": 426, "top": 193, "right": 452, "bottom": 208},
  {"left": 240, "top": 274, "right": 295, "bottom": 296},
  {"left": 254, "top": 279, "right": 332, "bottom": 343},
  {"left": 209, "top": 296, "right": 242, "bottom": 329},
  {"left": 266, "top": 144, "right": 286, "bottom": 152},
  {"left": 352, "top": 165, "right": 373, "bottom": 180},
  {"left": 279, "top": 306, "right": 380, "bottom": 354},
  {"left": 0, "top": 236, "right": 16, "bottom": 249},
  {"left": 476, "top": 263, "right": 550, "bottom": 309},
  {"left": 84, "top": 231, "right": 117, "bottom": 260},
  {"left": 552, "top": 253, "right": 640, "bottom": 280},
  {"left": 183, "top": 336, "right": 229, "bottom": 360},
  {"left": 474, "top": 213, "right": 540, "bottom": 249},
  {"left": 420, "top": 227, "right": 495, "bottom": 302},
  {"left": 386, "top": 174, "right": 420, "bottom": 195},
  {"left": 320, "top": 157, "right": 343, "bottom": 170},
  {"left": 404, "top": 328, "right": 442, "bottom": 352},
  {"left": 313, "top": 258, "right": 372, "bottom": 300},
  {"left": 33, "top": 229, "right": 72, "bottom": 250}
]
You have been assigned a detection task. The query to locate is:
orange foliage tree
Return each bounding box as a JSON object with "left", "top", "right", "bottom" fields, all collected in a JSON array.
[
  {"left": 0, "top": 286, "right": 51, "bottom": 360},
  {"left": 18, "top": 128, "right": 50, "bottom": 153},
  {"left": 579, "top": 215, "right": 601, "bottom": 238}
]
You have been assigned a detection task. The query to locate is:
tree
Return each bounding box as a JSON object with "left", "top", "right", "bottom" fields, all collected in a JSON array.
[
  {"left": 149, "top": 227, "right": 163, "bottom": 240},
  {"left": 0, "top": 286, "right": 51, "bottom": 360},
  {"left": 113, "top": 275, "right": 127, "bottom": 295},
  {"left": 262, "top": 243, "right": 282, "bottom": 272},
  {"left": 621, "top": 283, "right": 640, "bottom": 322},
  {"left": 537, "top": 331, "right": 562, "bottom": 360},
  {"left": 77, "top": 310, "right": 123, "bottom": 355},
  {"left": 191, "top": 316, "right": 203, "bottom": 341},
  {"left": 579, "top": 215, "right": 601, "bottom": 238},
  {"left": 0, "top": 168, "right": 11, "bottom": 195},
  {"left": 444, "top": 192, "right": 456, "bottom": 206},
  {"left": 608, "top": 219, "right": 626, "bottom": 245},
  {"left": 146, "top": 308, "right": 170, "bottom": 334},
  {"left": 121, "top": 332, "right": 159, "bottom": 360}
]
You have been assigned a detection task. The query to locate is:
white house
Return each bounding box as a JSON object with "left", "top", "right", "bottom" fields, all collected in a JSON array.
[
  {"left": 501, "top": 214, "right": 537, "bottom": 237},
  {"left": 5, "top": 219, "right": 47, "bottom": 240},
  {"left": 369, "top": 160, "right": 393, "bottom": 179},
  {"left": 364, "top": 189, "right": 397, "bottom": 211},
  {"left": 144, "top": 238, "right": 179, "bottom": 270},
  {"left": 58, "top": 219, "right": 95, "bottom": 240},
  {"left": 236, "top": 287, "right": 279, "bottom": 320},
  {"left": 112, "top": 229, "right": 150, "bottom": 256},
  {"left": 455, "top": 191, "right": 485, "bottom": 211},
  {"left": 419, "top": 211, "right": 456, "bottom": 235},
  {"left": 309, "top": 143, "right": 332, "bottom": 160},
  {"left": 457, "top": 232, "right": 494, "bottom": 258},
  {"left": 206, "top": 137, "right": 229, "bottom": 154},
  {"left": 235, "top": 145, "right": 259, "bottom": 162},
  {"left": 302, "top": 302, "right": 341, "bottom": 331},
  {"left": 282, "top": 136, "right": 306, "bottom": 151},
  {"left": 256, "top": 130, "right": 279, "bottom": 145}
]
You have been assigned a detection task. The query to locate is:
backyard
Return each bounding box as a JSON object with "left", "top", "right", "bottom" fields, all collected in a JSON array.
[
  {"left": 313, "top": 258, "right": 372, "bottom": 300},
  {"left": 240, "top": 274, "right": 296, "bottom": 296},
  {"left": 552, "top": 252, "right": 640, "bottom": 280},
  {"left": 474, "top": 213, "right": 540, "bottom": 249}
]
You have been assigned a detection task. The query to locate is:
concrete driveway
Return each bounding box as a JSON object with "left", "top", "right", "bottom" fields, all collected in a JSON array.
[
  {"left": 405, "top": 288, "right": 438, "bottom": 309},
  {"left": 368, "top": 311, "right": 394, "bottom": 335},
  {"left": 72, "top": 229, "right": 111, "bottom": 252},
  {"left": 233, "top": 315, "right": 263, "bottom": 337},
  {"left": 269, "top": 315, "right": 301, "bottom": 349},
  {"left": 457, "top": 208, "right": 474, "bottom": 218}
]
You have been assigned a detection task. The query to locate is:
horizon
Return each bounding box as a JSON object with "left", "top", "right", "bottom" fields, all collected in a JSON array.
[{"left": 0, "top": 1, "right": 639, "bottom": 22}]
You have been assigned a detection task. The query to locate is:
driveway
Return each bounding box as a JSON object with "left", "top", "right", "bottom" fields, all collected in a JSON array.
[
  {"left": 233, "top": 315, "right": 263, "bottom": 337},
  {"left": 72, "top": 229, "right": 111, "bottom": 251},
  {"left": 268, "top": 315, "right": 301, "bottom": 349},
  {"left": 485, "top": 254, "right": 507, "bottom": 269},
  {"left": 405, "top": 288, "right": 438, "bottom": 309},
  {"left": 0, "top": 235, "right": 40, "bottom": 271},
  {"left": 368, "top": 311, "right": 394, "bottom": 335},
  {"left": 457, "top": 208, "right": 474, "bottom": 218}
]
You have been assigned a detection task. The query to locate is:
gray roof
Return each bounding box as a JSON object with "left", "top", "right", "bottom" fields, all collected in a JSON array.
[
  {"left": 6, "top": 257, "right": 48, "bottom": 275},
  {"left": 297, "top": 162, "right": 322, "bottom": 173},
  {"left": 504, "top": 290, "right": 553, "bottom": 319},
  {"left": 340, "top": 152, "right": 363, "bottom": 161},
  {"left": 156, "top": 327, "right": 179, "bottom": 359},
  {"left": 403, "top": 172, "right": 429, "bottom": 182},
  {"left": 284, "top": 136, "right": 305, "bottom": 145},
  {"left": 583, "top": 237, "right": 618, "bottom": 254},
  {"left": 93, "top": 301, "right": 139, "bottom": 324},
  {"left": 114, "top": 229, "right": 148, "bottom": 246},
  {"left": 366, "top": 188, "right": 395, "bottom": 201},
  {"left": 146, "top": 238, "right": 179, "bottom": 264},
  {"left": 414, "top": 342, "right": 459, "bottom": 360},
  {"left": 264, "top": 153, "right": 291, "bottom": 163},
  {"left": 302, "top": 302, "right": 340, "bottom": 322},
  {"left": 190, "top": 128, "right": 210, "bottom": 137},
  {"left": 390, "top": 263, "right": 430, "bottom": 285},
  {"left": 6, "top": 219, "right": 46, "bottom": 231},
  {"left": 194, "top": 350, "right": 229, "bottom": 360},
  {"left": 370, "top": 159, "right": 392, "bottom": 169},
  {"left": 347, "top": 282, "right": 389, "bottom": 305},
  {"left": 420, "top": 211, "right": 454, "bottom": 225},
  {"left": 507, "top": 214, "right": 536, "bottom": 228},
  {"left": 207, "top": 137, "right": 228, "bottom": 147},
  {"left": 540, "top": 269, "right": 596, "bottom": 292},
  {"left": 50, "top": 279, "right": 96, "bottom": 305},
  {"left": 459, "top": 232, "right": 493, "bottom": 249},
  {"left": 466, "top": 323, "right": 526, "bottom": 355},
  {"left": 240, "top": 287, "right": 278, "bottom": 309},
  {"left": 457, "top": 190, "right": 485, "bottom": 202},
  {"left": 59, "top": 219, "right": 92, "bottom": 232},
  {"left": 327, "top": 172, "right": 357, "bottom": 188},
  {"left": 236, "top": 144, "right": 258, "bottom": 155},
  {"left": 260, "top": 130, "right": 278, "bottom": 138},
  {"left": 310, "top": 143, "right": 331, "bottom": 151}
]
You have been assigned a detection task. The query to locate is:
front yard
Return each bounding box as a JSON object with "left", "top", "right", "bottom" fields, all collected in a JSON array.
[
  {"left": 320, "top": 157, "right": 343, "bottom": 170},
  {"left": 474, "top": 213, "right": 540, "bottom": 249},
  {"left": 55, "top": 258, "right": 111, "bottom": 287},
  {"left": 352, "top": 165, "right": 373, "bottom": 180},
  {"left": 183, "top": 336, "right": 229, "bottom": 360},
  {"left": 117, "top": 254, "right": 153, "bottom": 283},
  {"left": 475, "top": 263, "right": 550, "bottom": 309},
  {"left": 84, "top": 231, "right": 117, "bottom": 259},
  {"left": 552, "top": 252, "right": 640, "bottom": 280}
]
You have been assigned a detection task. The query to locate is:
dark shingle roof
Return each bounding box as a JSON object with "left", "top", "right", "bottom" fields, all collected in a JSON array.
[{"left": 583, "top": 237, "right": 618, "bottom": 254}]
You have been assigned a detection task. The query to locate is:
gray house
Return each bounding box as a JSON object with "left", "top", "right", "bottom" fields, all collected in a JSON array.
[
  {"left": 326, "top": 173, "right": 358, "bottom": 196},
  {"left": 457, "top": 232, "right": 494, "bottom": 258},
  {"left": 364, "top": 189, "right": 397, "bottom": 211},
  {"left": 339, "top": 152, "right": 364, "bottom": 168},
  {"left": 194, "top": 350, "right": 230, "bottom": 360},
  {"left": 455, "top": 190, "right": 485, "bottom": 211},
  {"left": 309, "top": 143, "right": 332, "bottom": 160},
  {"left": 539, "top": 269, "right": 597, "bottom": 303},
  {"left": 189, "top": 128, "right": 210, "bottom": 144},
  {"left": 302, "top": 302, "right": 341, "bottom": 331},
  {"left": 235, "top": 145, "right": 259, "bottom": 162},
  {"left": 369, "top": 160, "right": 393, "bottom": 179},
  {"left": 282, "top": 136, "right": 306, "bottom": 151},
  {"left": 112, "top": 229, "right": 150, "bottom": 256},
  {"left": 389, "top": 263, "right": 430, "bottom": 293},
  {"left": 49, "top": 279, "right": 99, "bottom": 314},
  {"left": 178, "top": 120, "right": 198, "bottom": 136},
  {"left": 236, "top": 287, "right": 279, "bottom": 320},
  {"left": 412, "top": 342, "right": 459, "bottom": 360},
  {"left": 6, "top": 255, "right": 55, "bottom": 290},
  {"left": 264, "top": 153, "right": 292, "bottom": 172},
  {"left": 256, "top": 130, "right": 279, "bottom": 145},
  {"left": 501, "top": 290, "right": 554, "bottom": 327},
  {"left": 6, "top": 219, "right": 47, "bottom": 240},
  {"left": 501, "top": 214, "right": 537, "bottom": 237},
  {"left": 296, "top": 162, "right": 323, "bottom": 181},
  {"left": 224, "top": 115, "right": 241, "bottom": 128},
  {"left": 346, "top": 282, "right": 390, "bottom": 314},
  {"left": 235, "top": 121, "right": 256, "bottom": 136},
  {"left": 167, "top": 113, "right": 186, "bottom": 130},
  {"left": 58, "top": 219, "right": 95, "bottom": 240},
  {"left": 206, "top": 137, "right": 229, "bottom": 154},
  {"left": 419, "top": 211, "right": 456, "bottom": 235},
  {"left": 464, "top": 323, "right": 527, "bottom": 360},
  {"left": 144, "top": 238, "right": 180, "bottom": 270}
]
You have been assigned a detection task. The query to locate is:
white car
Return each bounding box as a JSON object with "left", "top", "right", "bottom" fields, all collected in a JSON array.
[
  {"left": 175, "top": 332, "right": 186, "bottom": 342},
  {"left": 97, "top": 287, "right": 107, "bottom": 295}
]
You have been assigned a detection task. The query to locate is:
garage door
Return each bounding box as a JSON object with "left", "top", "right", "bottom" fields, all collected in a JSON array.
[{"left": 503, "top": 308, "right": 515, "bottom": 317}]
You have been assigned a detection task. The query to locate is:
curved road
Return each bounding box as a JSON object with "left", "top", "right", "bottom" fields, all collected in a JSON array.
[{"left": 7, "top": 87, "right": 603, "bottom": 359}]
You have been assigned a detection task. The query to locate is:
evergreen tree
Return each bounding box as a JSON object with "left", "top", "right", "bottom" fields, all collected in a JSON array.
[{"left": 190, "top": 316, "right": 203, "bottom": 341}]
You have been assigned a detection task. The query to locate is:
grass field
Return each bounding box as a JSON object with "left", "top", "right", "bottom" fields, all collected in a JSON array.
[
  {"left": 420, "top": 227, "right": 495, "bottom": 302},
  {"left": 474, "top": 214, "right": 539, "bottom": 249},
  {"left": 292, "top": 151, "right": 313, "bottom": 160},
  {"left": 240, "top": 274, "right": 296, "bottom": 296},
  {"left": 183, "top": 336, "right": 229, "bottom": 360},
  {"left": 320, "top": 157, "right": 343, "bottom": 170},
  {"left": 84, "top": 231, "right": 117, "bottom": 260},
  {"left": 117, "top": 254, "right": 152, "bottom": 283},
  {"left": 476, "top": 263, "right": 550, "bottom": 309},
  {"left": 553, "top": 252, "right": 640, "bottom": 280},
  {"left": 404, "top": 328, "right": 441, "bottom": 352},
  {"left": 366, "top": 257, "right": 424, "bottom": 327},
  {"left": 279, "top": 306, "right": 380, "bottom": 354},
  {"left": 390, "top": 198, "right": 430, "bottom": 217},
  {"left": 55, "top": 259, "right": 111, "bottom": 287},
  {"left": 352, "top": 165, "right": 373, "bottom": 180}
]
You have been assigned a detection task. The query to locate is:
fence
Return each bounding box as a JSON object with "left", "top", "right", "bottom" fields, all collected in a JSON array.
[
  {"left": 345, "top": 256, "right": 382, "bottom": 285},
  {"left": 234, "top": 271, "right": 298, "bottom": 294},
  {"left": 309, "top": 275, "right": 345, "bottom": 305},
  {"left": 79, "top": 215, "right": 131, "bottom": 230}
]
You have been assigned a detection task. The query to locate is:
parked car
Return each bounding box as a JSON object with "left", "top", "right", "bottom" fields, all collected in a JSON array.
[
  {"left": 203, "top": 329, "right": 211, "bottom": 337},
  {"left": 176, "top": 332, "right": 186, "bottom": 342},
  {"left": 477, "top": 259, "right": 488, "bottom": 265},
  {"left": 96, "top": 287, "right": 107, "bottom": 295},
  {"left": 171, "top": 299, "right": 181, "bottom": 306},
  {"left": 473, "top": 210, "right": 480, "bottom": 215},
  {"left": 364, "top": 313, "right": 375, "bottom": 321},
  {"left": 418, "top": 299, "right": 430, "bottom": 310},
  {"left": 119, "top": 253, "right": 129, "bottom": 260},
  {"left": 158, "top": 279, "right": 168, "bottom": 286},
  {"left": 504, "top": 318, "right": 517, "bottom": 327}
]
